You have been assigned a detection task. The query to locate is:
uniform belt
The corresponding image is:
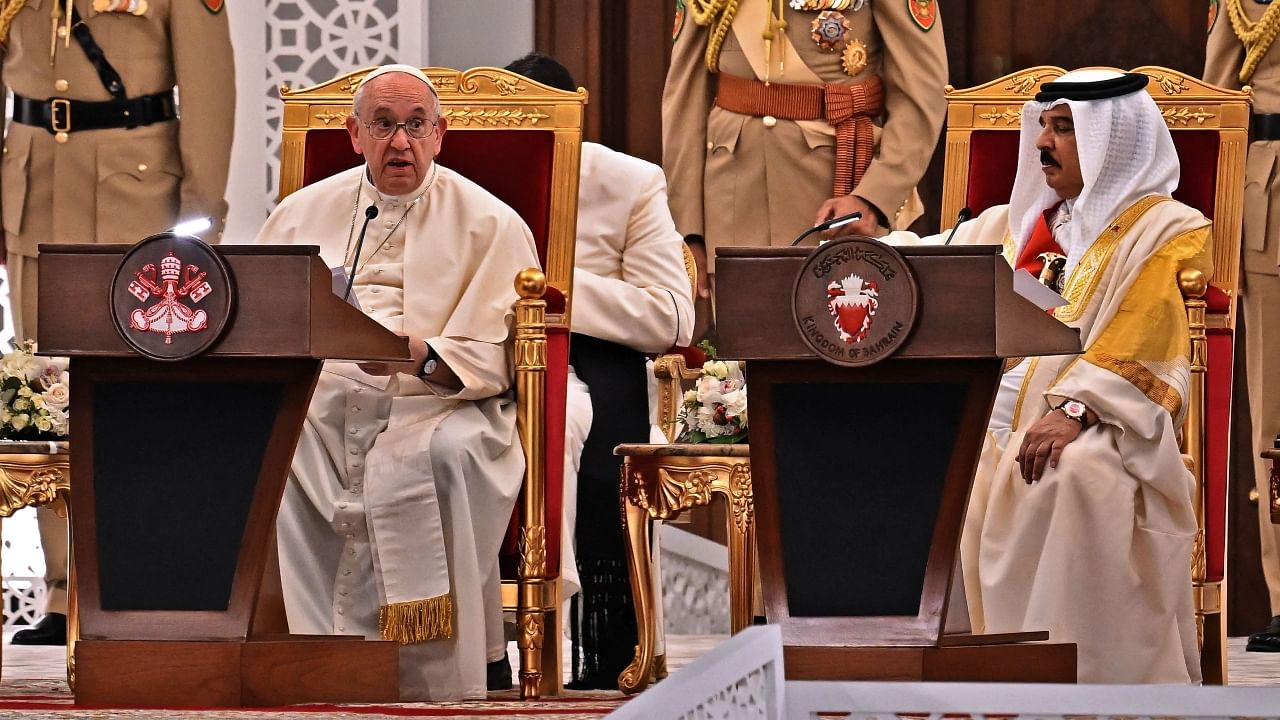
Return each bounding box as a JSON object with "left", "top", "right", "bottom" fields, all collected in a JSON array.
[
  {"left": 1254, "top": 113, "right": 1280, "bottom": 142},
  {"left": 714, "top": 73, "right": 884, "bottom": 196},
  {"left": 11, "top": 90, "right": 177, "bottom": 135}
]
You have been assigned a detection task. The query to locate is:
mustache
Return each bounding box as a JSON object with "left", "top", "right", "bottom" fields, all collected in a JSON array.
[{"left": 1040, "top": 149, "right": 1060, "bottom": 168}]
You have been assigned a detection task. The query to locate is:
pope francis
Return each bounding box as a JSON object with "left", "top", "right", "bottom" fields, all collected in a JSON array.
[{"left": 254, "top": 64, "right": 540, "bottom": 700}]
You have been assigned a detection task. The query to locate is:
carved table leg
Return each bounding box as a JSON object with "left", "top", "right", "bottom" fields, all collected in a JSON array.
[
  {"left": 619, "top": 464, "right": 658, "bottom": 695},
  {"left": 722, "top": 463, "right": 755, "bottom": 634}
]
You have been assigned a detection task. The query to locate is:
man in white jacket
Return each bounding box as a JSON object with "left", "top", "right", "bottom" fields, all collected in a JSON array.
[{"left": 504, "top": 52, "right": 695, "bottom": 689}]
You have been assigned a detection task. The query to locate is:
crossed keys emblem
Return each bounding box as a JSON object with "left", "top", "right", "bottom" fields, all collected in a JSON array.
[{"left": 126, "top": 251, "right": 213, "bottom": 344}]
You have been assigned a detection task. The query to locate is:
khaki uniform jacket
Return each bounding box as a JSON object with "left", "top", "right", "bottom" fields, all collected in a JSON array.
[
  {"left": 1, "top": 0, "right": 235, "bottom": 259},
  {"left": 1205, "top": 0, "right": 1280, "bottom": 275},
  {"left": 663, "top": 0, "right": 947, "bottom": 260}
]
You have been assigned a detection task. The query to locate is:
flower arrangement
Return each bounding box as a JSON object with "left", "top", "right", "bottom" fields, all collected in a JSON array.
[
  {"left": 0, "top": 342, "right": 69, "bottom": 440},
  {"left": 676, "top": 342, "right": 747, "bottom": 444}
]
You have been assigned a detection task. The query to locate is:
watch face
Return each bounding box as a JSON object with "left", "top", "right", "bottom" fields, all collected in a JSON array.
[
  {"left": 422, "top": 359, "right": 438, "bottom": 376},
  {"left": 1061, "top": 400, "right": 1085, "bottom": 418}
]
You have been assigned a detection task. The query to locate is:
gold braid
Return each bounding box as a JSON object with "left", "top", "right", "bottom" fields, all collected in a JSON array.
[
  {"left": 0, "top": 0, "right": 28, "bottom": 45},
  {"left": 1226, "top": 0, "right": 1280, "bottom": 84},
  {"left": 688, "top": 0, "right": 740, "bottom": 73}
]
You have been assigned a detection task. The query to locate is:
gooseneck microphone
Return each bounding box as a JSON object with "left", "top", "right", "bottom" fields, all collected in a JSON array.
[
  {"left": 942, "top": 207, "right": 973, "bottom": 246},
  {"left": 789, "top": 211, "right": 862, "bottom": 247},
  {"left": 344, "top": 204, "right": 381, "bottom": 301}
]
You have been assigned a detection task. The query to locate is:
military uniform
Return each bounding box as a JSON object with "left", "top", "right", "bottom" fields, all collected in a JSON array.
[
  {"left": 0, "top": 0, "right": 234, "bottom": 627},
  {"left": 1204, "top": 0, "right": 1280, "bottom": 646},
  {"left": 663, "top": 0, "right": 947, "bottom": 262}
]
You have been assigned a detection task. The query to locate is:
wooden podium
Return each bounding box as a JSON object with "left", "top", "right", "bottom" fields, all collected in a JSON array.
[
  {"left": 716, "top": 243, "right": 1080, "bottom": 682},
  {"left": 38, "top": 241, "right": 409, "bottom": 707}
]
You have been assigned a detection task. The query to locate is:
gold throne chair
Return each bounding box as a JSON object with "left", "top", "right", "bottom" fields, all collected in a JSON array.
[
  {"left": 276, "top": 66, "right": 585, "bottom": 698},
  {"left": 941, "top": 66, "right": 1249, "bottom": 684}
]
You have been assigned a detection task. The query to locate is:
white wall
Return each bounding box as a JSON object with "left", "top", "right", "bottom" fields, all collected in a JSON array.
[{"left": 427, "top": 1, "right": 534, "bottom": 70}]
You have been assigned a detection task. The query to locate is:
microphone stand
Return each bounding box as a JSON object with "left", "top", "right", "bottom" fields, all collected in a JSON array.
[
  {"left": 790, "top": 211, "right": 862, "bottom": 247},
  {"left": 344, "top": 204, "right": 381, "bottom": 301}
]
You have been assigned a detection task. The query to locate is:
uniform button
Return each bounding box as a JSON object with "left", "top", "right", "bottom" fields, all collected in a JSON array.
[
  {"left": 56, "top": 26, "right": 67, "bottom": 38},
  {"left": 348, "top": 548, "right": 356, "bottom": 556},
  {"left": 341, "top": 521, "right": 351, "bottom": 528},
  {"left": 354, "top": 388, "right": 363, "bottom": 394},
  {"left": 706, "top": 141, "right": 713, "bottom": 150},
  {"left": 762, "top": 115, "right": 778, "bottom": 128},
  {"left": 338, "top": 502, "right": 348, "bottom": 510},
  {"left": 350, "top": 406, "right": 360, "bottom": 413},
  {"left": 55, "top": 79, "right": 69, "bottom": 92},
  {"left": 349, "top": 427, "right": 358, "bottom": 435},
  {"left": 345, "top": 533, "right": 354, "bottom": 540},
  {"left": 337, "top": 608, "right": 344, "bottom": 615},
  {"left": 137, "top": 163, "right": 148, "bottom": 173},
  {"left": 338, "top": 625, "right": 346, "bottom": 632},
  {"left": 375, "top": 268, "right": 384, "bottom": 274},
  {"left": 340, "top": 590, "right": 349, "bottom": 597},
  {"left": 343, "top": 569, "right": 352, "bottom": 576},
  {"left": 55, "top": 132, "right": 69, "bottom": 144},
  {"left": 351, "top": 460, "right": 361, "bottom": 468},
  {"left": 384, "top": 221, "right": 395, "bottom": 229}
]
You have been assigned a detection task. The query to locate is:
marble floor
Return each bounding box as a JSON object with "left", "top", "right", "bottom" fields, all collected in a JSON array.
[{"left": 1, "top": 633, "right": 1277, "bottom": 689}]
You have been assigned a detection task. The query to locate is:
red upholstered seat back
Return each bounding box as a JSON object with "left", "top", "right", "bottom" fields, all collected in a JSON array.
[
  {"left": 963, "top": 128, "right": 1229, "bottom": 582},
  {"left": 963, "top": 130, "right": 1221, "bottom": 219},
  {"left": 299, "top": 125, "right": 567, "bottom": 579},
  {"left": 300, "top": 128, "right": 554, "bottom": 268}
]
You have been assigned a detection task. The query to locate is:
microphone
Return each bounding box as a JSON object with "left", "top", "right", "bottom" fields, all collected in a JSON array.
[
  {"left": 343, "top": 204, "right": 380, "bottom": 301},
  {"left": 942, "top": 207, "right": 973, "bottom": 246},
  {"left": 790, "top": 211, "right": 862, "bottom": 247}
]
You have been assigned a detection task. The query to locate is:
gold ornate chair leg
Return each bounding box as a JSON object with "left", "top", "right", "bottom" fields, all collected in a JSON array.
[
  {"left": 619, "top": 467, "right": 657, "bottom": 695},
  {"left": 517, "top": 600, "right": 545, "bottom": 697}
]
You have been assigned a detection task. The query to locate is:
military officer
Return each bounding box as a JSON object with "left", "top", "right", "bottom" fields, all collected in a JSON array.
[
  {"left": 0, "top": 0, "right": 235, "bottom": 645},
  {"left": 663, "top": 0, "right": 948, "bottom": 300},
  {"left": 1205, "top": 0, "right": 1280, "bottom": 654}
]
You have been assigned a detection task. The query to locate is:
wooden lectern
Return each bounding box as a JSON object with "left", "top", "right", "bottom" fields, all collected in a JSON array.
[
  {"left": 38, "top": 242, "right": 409, "bottom": 707},
  {"left": 716, "top": 243, "right": 1080, "bottom": 682}
]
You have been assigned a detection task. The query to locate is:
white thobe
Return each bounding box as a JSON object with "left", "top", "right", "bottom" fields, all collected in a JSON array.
[
  {"left": 256, "top": 163, "right": 540, "bottom": 700},
  {"left": 887, "top": 197, "right": 1207, "bottom": 683}
]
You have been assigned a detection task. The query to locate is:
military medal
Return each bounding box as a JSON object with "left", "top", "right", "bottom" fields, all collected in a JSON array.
[
  {"left": 811, "top": 10, "right": 850, "bottom": 51},
  {"left": 790, "top": 0, "right": 865, "bottom": 11},
  {"left": 94, "top": 0, "right": 149, "bottom": 15},
  {"left": 842, "top": 37, "right": 868, "bottom": 76}
]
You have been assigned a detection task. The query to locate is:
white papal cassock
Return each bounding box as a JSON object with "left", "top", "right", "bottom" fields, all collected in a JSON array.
[{"left": 255, "top": 163, "right": 539, "bottom": 700}]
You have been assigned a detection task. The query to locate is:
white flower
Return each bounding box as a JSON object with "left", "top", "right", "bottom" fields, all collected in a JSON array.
[
  {"left": 44, "top": 383, "right": 69, "bottom": 410},
  {"left": 721, "top": 389, "right": 747, "bottom": 417},
  {"left": 33, "top": 416, "right": 51, "bottom": 433},
  {"left": 13, "top": 397, "right": 29, "bottom": 411},
  {"left": 11, "top": 414, "right": 29, "bottom": 431},
  {"left": 48, "top": 408, "right": 68, "bottom": 436},
  {"left": 17, "top": 386, "right": 31, "bottom": 398},
  {"left": 683, "top": 389, "right": 698, "bottom": 405},
  {"left": 30, "top": 395, "right": 45, "bottom": 410},
  {"left": 696, "top": 375, "right": 723, "bottom": 405},
  {"left": 705, "top": 361, "right": 729, "bottom": 380}
]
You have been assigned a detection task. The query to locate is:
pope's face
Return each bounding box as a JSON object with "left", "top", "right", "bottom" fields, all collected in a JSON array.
[
  {"left": 346, "top": 73, "right": 447, "bottom": 196},
  {"left": 1035, "top": 105, "right": 1084, "bottom": 201}
]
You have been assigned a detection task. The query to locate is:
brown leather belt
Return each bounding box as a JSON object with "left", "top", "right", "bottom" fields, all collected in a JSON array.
[{"left": 714, "top": 72, "right": 884, "bottom": 197}]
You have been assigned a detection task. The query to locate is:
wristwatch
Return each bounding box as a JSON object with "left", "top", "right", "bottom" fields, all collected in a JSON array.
[
  {"left": 1057, "top": 399, "right": 1089, "bottom": 429},
  {"left": 418, "top": 342, "right": 438, "bottom": 378}
]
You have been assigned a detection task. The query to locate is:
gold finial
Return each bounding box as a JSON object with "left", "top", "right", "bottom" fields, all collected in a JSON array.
[
  {"left": 1177, "top": 267, "right": 1208, "bottom": 299},
  {"left": 515, "top": 268, "right": 547, "bottom": 299}
]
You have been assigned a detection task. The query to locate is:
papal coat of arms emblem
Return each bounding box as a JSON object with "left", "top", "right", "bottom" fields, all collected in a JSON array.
[
  {"left": 110, "top": 232, "right": 234, "bottom": 361},
  {"left": 792, "top": 236, "right": 918, "bottom": 367},
  {"left": 127, "top": 251, "right": 213, "bottom": 344}
]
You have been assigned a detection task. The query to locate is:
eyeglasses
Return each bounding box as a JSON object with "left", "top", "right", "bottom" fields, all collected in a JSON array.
[{"left": 361, "top": 116, "right": 437, "bottom": 140}]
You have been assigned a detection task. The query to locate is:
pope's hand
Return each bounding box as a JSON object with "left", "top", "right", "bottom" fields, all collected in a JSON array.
[
  {"left": 813, "top": 194, "right": 882, "bottom": 238},
  {"left": 1016, "top": 410, "right": 1083, "bottom": 484},
  {"left": 358, "top": 332, "right": 428, "bottom": 376}
]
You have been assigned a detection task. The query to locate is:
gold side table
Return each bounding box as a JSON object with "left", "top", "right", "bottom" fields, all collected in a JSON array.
[
  {"left": 0, "top": 440, "right": 72, "bottom": 686},
  {"left": 1264, "top": 447, "right": 1280, "bottom": 524},
  {"left": 615, "top": 443, "right": 753, "bottom": 695}
]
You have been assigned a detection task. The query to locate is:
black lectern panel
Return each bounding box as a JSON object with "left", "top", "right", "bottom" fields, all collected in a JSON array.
[
  {"left": 93, "top": 381, "right": 282, "bottom": 610},
  {"left": 772, "top": 381, "right": 967, "bottom": 617}
]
